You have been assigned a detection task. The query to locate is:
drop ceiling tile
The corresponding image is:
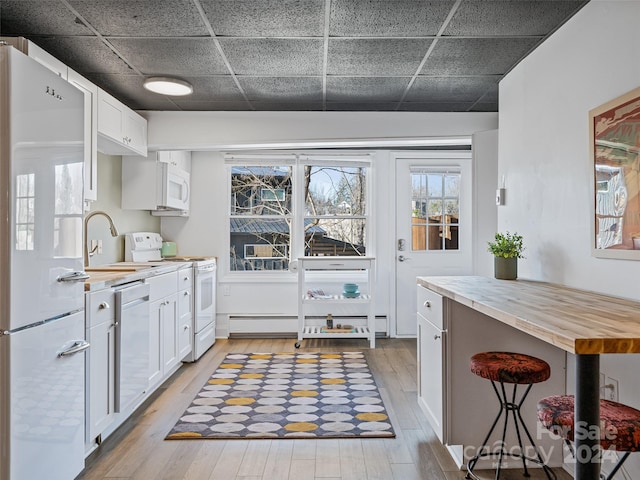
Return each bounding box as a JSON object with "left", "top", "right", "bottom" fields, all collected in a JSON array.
[
  {"left": 330, "top": 0, "right": 455, "bottom": 36},
  {"left": 33, "top": 37, "right": 133, "bottom": 74},
  {"left": 181, "top": 76, "right": 245, "bottom": 101},
  {"left": 398, "top": 102, "right": 475, "bottom": 112},
  {"left": 405, "top": 76, "right": 499, "bottom": 103},
  {"left": 423, "top": 38, "right": 541, "bottom": 75},
  {"left": 327, "top": 39, "right": 432, "bottom": 75},
  {"left": 0, "top": 1, "right": 89, "bottom": 35},
  {"left": 170, "top": 100, "right": 252, "bottom": 111},
  {"left": 219, "top": 39, "right": 323, "bottom": 75},
  {"left": 201, "top": 0, "right": 325, "bottom": 36},
  {"left": 327, "top": 77, "right": 410, "bottom": 103},
  {"left": 239, "top": 77, "right": 323, "bottom": 102},
  {"left": 68, "top": 0, "right": 208, "bottom": 36},
  {"left": 326, "top": 103, "right": 399, "bottom": 111},
  {"left": 84, "top": 73, "right": 179, "bottom": 110},
  {"left": 252, "top": 102, "right": 324, "bottom": 111},
  {"left": 444, "top": 1, "right": 588, "bottom": 36},
  {"left": 108, "top": 38, "right": 229, "bottom": 75}
]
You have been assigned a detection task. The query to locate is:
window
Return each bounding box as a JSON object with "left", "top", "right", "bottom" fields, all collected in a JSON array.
[
  {"left": 411, "top": 170, "right": 460, "bottom": 251},
  {"left": 227, "top": 156, "right": 370, "bottom": 273},
  {"left": 304, "top": 165, "right": 367, "bottom": 257}
]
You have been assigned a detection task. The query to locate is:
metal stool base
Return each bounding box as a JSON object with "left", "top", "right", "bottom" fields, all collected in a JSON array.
[{"left": 466, "top": 380, "right": 556, "bottom": 480}]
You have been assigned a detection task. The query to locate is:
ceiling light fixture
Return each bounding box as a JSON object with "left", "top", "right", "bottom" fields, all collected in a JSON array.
[{"left": 143, "top": 77, "right": 193, "bottom": 96}]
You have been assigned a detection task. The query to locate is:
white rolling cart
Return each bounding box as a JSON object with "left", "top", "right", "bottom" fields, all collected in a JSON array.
[{"left": 295, "top": 256, "right": 376, "bottom": 348}]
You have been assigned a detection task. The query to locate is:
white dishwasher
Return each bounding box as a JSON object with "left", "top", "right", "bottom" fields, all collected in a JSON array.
[{"left": 113, "top": 281, "right": 150, "bottom": 414}]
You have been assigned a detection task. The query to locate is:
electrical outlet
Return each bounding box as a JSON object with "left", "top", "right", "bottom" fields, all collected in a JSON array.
[
  {"left": 222, "top": 285, "right": 230, "bottom": 296},
  {"left": 97, "top": 239, "right": 103, "bottom": 254},
  {"left": 605, "top": 377, "right": 619, "bottom": 402}
]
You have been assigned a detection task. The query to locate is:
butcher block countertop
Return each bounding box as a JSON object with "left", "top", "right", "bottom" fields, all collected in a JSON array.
[
  {"left": 84, "top": 262, "right": 188, "bottom": 292},
  {"left": 417, "top": 276, "right": 640, "bottom": 355}
]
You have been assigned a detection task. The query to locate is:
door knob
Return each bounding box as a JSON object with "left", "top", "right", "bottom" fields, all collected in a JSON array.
[{"left": 398, "top": 255, "right": 410, "bottom": 262}]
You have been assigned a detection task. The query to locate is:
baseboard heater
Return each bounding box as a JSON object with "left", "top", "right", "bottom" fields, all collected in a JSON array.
[{"left": 228, "top": 315, "right": 387, "bottom": 339}]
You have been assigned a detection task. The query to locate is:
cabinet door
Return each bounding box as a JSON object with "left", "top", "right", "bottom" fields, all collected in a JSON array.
[
  {"left": 97, "top": 89, "right": 124, "bottom": 144},
  {"left": 417, "top": 312, "right": 445, "bottom": 442},
  {"left": 87, "top": 321, "right": 116, "bottom": 443},
  {"left": 123, "top": 109, "right": 147, "bottom": 156},
  {"left": 162, "top": 294, "right": 180, "bottom": 374},
  {"left": 148, "top": 299, "right": 163, "bottom": 390},
  {"left": 68, "top": 69, "right": 98, "bottom": 203},
  {"left": 178, "top": 288, "right": 193, "bottom": 359}
]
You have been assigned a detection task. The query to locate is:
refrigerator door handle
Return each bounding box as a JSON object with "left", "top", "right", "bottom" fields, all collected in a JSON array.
[
  {"left": 57, "top": 271, "right": 90, "bottom": 282},
  {"left": 57, "top": 340, "right": 90, "bottom": 357}
]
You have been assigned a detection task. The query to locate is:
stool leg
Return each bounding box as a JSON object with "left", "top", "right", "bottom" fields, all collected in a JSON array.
[
  {"left": 509, "top": 384, "right": 531, "bottom": 477},
  {"left": 605, "top": 452, "right": 630, "bottom": 480},
  {"left": 514, "top": 385, "right": 556, "bottom": 480},
  {"left": 466, "top": 380, "right": 505, "bottom": 479},
  {"left": 495, "top": 382, "right": 512, "bottom": 479}
]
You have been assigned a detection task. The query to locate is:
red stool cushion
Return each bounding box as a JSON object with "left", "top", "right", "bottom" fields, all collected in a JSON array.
[
  {"left": 537, "top": 395, "right": 640, "bottom": 452},
  {"left": 470, "top": 351, "right": 551, "bottom": 385}
]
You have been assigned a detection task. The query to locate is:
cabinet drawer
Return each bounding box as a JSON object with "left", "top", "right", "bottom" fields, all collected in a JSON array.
[
  {"left": 86, "top": 289, "right": 115, "bottom": 327},
  {"left": 178, "top": 268, "right": 193, "bottom": 290},
  {"left": 417, "top": 286, "right": 443, "bottom": 329},
  {"left": 147, "top": 272, "right": 178, "bottom": 302},
  {"left": 178, "top": 288, "right": 192, "bottom": 319}
]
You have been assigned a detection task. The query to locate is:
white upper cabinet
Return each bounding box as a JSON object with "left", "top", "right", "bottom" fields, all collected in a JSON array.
[
  {"left": 67, "top": 68, "right": 98, "bottom": 204},
  {"left": 97, "top": 89, "right": 147, "bottom": 157},
  {"left": 122, "top": 151, "right": 192, "bottom": 216}
]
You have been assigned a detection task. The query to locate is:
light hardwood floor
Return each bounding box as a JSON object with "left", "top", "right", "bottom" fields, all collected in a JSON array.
[{"left": 78, "top": 338, "right": 572, "bottom": 480}]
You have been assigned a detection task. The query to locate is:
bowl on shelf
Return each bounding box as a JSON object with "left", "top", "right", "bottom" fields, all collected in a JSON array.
[
  {"left": 343, "top": 290, "right": 360, "bottom": 298},
  {"left": 343, "top": 283, "right": 359, "bottom": 293}
]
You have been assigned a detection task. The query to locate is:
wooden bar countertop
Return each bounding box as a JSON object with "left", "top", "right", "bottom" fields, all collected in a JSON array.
[{"left": 417, "top": 276, "right": 640, "bottom": 355}]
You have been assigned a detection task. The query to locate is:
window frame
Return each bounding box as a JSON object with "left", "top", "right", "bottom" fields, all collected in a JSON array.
[{"left": 225, "top": 153, "right": 372, "bottom": 278}]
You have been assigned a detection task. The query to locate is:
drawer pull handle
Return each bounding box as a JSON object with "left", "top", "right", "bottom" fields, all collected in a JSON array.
[
  {"left": 184, "top": 291, "right": 190, "bottom": 296},
  {"left": 183, "top": 276, "right": 189, "bottom": 281},
  {"left": 434, "top": 334, "right": 441, "bottom": 340},
  {"left": 98, "top": 302, "right": 110, "bottom": 310},
  {"left": 424, "top": 301, "right": 431, "bottom": 308}
]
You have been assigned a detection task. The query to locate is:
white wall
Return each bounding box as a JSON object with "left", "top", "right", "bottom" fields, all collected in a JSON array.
[
  {"left": 472, "top": 129, "right": 499, "bottom": 277},
  {"left": 86, "top": 153, "right": 160, "bottom": 265},
  {"left": 155, "top": 111, "right": 498, "bottom": 336},
  {"left": 499, "top": 1, "right": 640, "bottom": 476},
  {"left": 143, "top": 111, "right": 497, "bottom": 150}
]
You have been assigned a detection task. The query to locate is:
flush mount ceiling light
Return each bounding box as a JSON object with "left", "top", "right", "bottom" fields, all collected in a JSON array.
[{"left": 143, "top": 77, "right": 193, "bottom": 96}]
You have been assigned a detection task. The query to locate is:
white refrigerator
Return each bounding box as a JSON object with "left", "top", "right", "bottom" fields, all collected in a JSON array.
[{"left": 0, "top": 45, "right": 88, "bottom": 480}]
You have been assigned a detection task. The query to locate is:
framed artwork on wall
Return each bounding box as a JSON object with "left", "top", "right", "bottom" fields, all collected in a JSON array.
[{"left": 590, "top": 85, "right": 640, "bottom": 259}]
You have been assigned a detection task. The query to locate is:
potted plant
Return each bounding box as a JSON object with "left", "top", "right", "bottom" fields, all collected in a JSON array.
[{"left": 487, "top": 232, "right": 525, "bottom": 280}]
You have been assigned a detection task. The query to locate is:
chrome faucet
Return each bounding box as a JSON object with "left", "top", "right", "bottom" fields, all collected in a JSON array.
[{"left": 84, "top": 210, "right": 119, "bottom": 267}]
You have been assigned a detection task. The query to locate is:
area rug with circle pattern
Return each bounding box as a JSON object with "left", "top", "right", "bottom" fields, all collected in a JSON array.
[{"left": 166, "top": 351, "right": 395, "bottom": 439}]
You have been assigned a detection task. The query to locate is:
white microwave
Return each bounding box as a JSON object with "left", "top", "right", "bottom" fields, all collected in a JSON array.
[{"left": 158, "top": 163, "right": 190, "bottom": 211}]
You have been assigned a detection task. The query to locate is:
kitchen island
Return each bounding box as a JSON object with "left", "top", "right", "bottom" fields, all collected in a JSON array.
[{"left": 418, "top": 276, "right": 640, "bottom": 480}]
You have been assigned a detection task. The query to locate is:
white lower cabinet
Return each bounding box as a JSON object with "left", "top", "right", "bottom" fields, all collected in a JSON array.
[
  {"left": 416, "top": 285, "right": 446, "bottom": 442},
  {"left": 85, "top": 289, "right": 116, "bottom": 448},
  {"left": 147, "top": 271, "right": 181, "bottom": 391}
]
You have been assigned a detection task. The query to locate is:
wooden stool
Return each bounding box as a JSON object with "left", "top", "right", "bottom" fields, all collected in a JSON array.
[
  {"left": 537, "top": 395, "right": 640, "bottom": 480},
  {"left": 466, "top": 352, "right": 555, "bottom": 480}
]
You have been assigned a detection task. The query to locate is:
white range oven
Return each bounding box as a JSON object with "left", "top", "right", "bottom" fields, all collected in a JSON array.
[{"left": 124, "top": 232, "right": 217, "bottom": 362}]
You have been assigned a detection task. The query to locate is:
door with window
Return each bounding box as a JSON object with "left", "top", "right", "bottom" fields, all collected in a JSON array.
[{"left": 395, "top": 153, "right": 473, "bottom": 336}]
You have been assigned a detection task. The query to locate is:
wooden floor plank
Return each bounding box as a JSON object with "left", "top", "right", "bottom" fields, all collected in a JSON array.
[
  {"left": 262, "top": 440, "right": 294, "bottom": 479},
  {"left": 77, "top": 338, "right": 572, "bottom": 480}
]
